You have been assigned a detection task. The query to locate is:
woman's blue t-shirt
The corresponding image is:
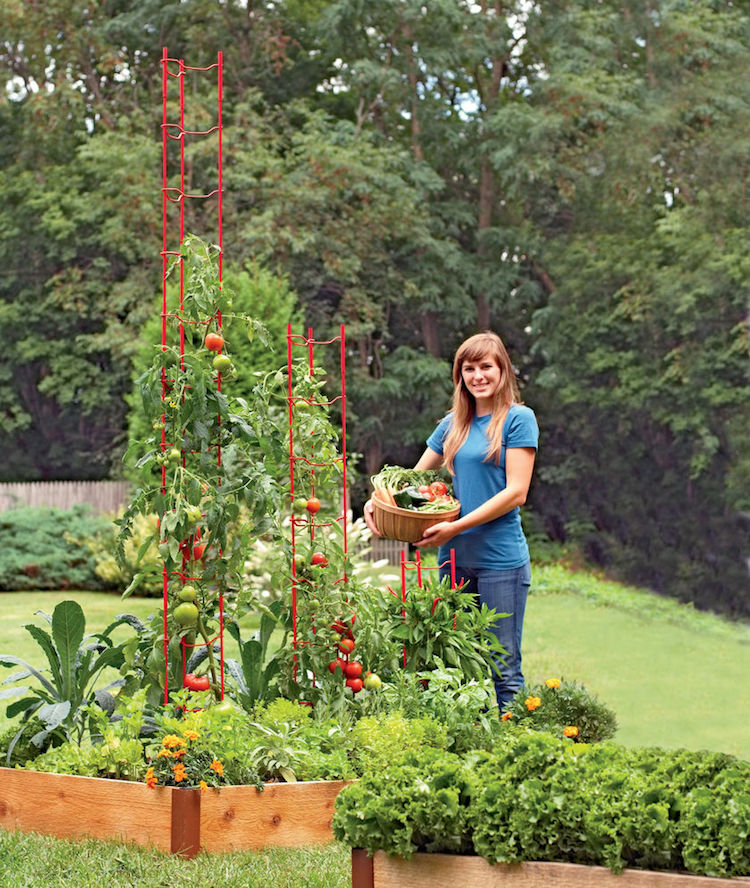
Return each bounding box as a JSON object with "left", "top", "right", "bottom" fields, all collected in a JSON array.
[{"left": 426, "top": 404, "right": 539, "bottom": 569}]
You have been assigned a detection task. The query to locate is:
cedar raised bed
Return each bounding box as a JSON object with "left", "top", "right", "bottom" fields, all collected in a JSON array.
[
  {"left": 351, "top": 850, "right": 750, "bottom": 888},
  {"left": 0, "top": 767, "right": 350, "bottom": 856}
]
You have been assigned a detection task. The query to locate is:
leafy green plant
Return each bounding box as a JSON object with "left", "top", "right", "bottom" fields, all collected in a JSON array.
[
  {"left": 379, "top": 573, "right": 507, "bottom": 680},
  {"left": 333, "top": 732, "right": 750, "bottom": 879},
  {"left": 224, "top": 600, "right": 284, "bottom": 707},
  {"left": 503, "top": 676, "right": 618, "bottom": 743},
  {"left": 333, "top": 746, "right": 481, "bottom": 858},
  {"left": 0, "top": 600, "right": 133, "bottom": 761}
]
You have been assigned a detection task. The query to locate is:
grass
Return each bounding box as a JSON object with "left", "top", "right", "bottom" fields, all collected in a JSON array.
[
  {"left": 0, "top": 830, "right": 351, "bottom": 888},
  {"left": 523, "top": 564, "right": 750, "bottom": 759}
]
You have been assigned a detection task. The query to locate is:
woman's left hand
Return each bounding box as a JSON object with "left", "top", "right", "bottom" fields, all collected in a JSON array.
[{"left": 414, "top": 521, "right": 460, "bottom": 549}]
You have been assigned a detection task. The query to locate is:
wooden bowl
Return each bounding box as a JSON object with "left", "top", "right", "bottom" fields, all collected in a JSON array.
[{"left": 371, "top": 488, "right": 461, "bottom": 544}]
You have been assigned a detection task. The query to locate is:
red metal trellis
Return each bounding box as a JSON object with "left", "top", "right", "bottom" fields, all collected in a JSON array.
[
  {"left": 159, "top": 48, "right": 225, "bottom": 704},
  {"left": 287, "top": 324, "right": 349, "bottom": 684}
]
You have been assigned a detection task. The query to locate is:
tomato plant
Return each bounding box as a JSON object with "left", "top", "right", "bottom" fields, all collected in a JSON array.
[
  {"left": 178, "top": 584, "right": 198, "bottom": 602},
  {"left": 212, "top": 353, "right": 232, "bottom": 372},
  {"left": 205, "top": 331, "right": 225, "bottom": 352},
  {"left": 183, "top": 673, "right": 210, "bottom": 691},
  {"left": 173, "top": 601, "right": 199, "bottom": 627},
  {"left": 328, "top": 657, "right": 346, "bottom": 675},
  {"left": 337, "top": 637, "right": 355, "bottom": 656}
]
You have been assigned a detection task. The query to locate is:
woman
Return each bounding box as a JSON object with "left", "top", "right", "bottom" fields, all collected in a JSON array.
[{"left": 364, "top": 331, "right": 538, "bottom": 708}]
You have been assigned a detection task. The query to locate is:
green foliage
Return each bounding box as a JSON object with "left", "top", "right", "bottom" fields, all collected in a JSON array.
[
  {"left": 504, "top": 677, "right": 618, "bottom": 744},
  {"left": 0, "top": 506, "right": 113, "bottom": 591},
  {"left": 349, "top": 711, "right": 448, "bottom": 775},
  {"left": 379, "top": 573, "right": 507, "bottom": 679},
  {"left": 0, "top": 600, "right": 134, "bottom": 757},
  {"left": 333, "top": 746, "right": 481, "bottom": 858},
  {"left": 88, "top": 511, "right": 162, "bottom": 597},
  {"left": 334, "top": 733, "right": 750, "bottom": 878}
]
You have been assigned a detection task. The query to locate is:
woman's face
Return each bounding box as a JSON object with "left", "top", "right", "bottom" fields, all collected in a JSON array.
[{"left": 460, "top": 352, "right": 502, "bottom": 409}]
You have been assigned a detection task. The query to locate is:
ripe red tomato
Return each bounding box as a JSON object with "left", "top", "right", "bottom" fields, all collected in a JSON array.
[
  {"left": 311, "top": 552, "right": 328, "bottom": 567},
  {"left": 192, "top": 543, "right": 206, "bottom": 560},
  {"left": 345, "top": 677, "right": 363, "bottom": 693},
  {"left": 429, "top": 481, "right": 448, "bottom": 496},
  {"left": 306, "top": 497, "right": 321, "bottom": 514},
  {"left": 344, "top": 661, "right": 363, "bottom": 679},
  {"left": 328, "top": 657, "right": 346, "bottom": 675},
  {"left": 337, "top": 637, "right": 355, "bottom": 656},
  {"left": 183, "top": 673, "right": 210, "bottom": 691},
  {"left": 418, "top": 485, "right": 436, "bottom": 501},
  {"left": 205, "top": 332, "right": 225, "bottom": 352}
]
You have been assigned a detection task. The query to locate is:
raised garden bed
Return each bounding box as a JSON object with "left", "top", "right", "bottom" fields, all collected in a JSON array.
[
  {"left": 351, "top": 850, "right": 750, "bottom": 888},
  {"left": 0, "top": 767, "right": 350, "bottom": 856}
]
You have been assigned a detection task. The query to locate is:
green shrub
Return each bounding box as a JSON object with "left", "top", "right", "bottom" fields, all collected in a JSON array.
[
  {"left": 503, "top": 677, "right": 618, "bottom": 743},
  {"left": 0, "top": 505, "right": 113, "bottom": 591}
]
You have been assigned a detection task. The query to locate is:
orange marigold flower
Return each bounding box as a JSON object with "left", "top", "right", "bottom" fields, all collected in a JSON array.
[
  {"left": 545, "top": 677, "right": 561, "bottom": 689},
  {"left": 210, "top": 759, "right": 224, "bottom": 777},
  {"left": 172, "top": 748, "right": 187, "bottom": 758},
  {"left": 162, "top": 734, "right": 183, "bottom": 749},
  {"left": 199, "top": 780, "right": 208, "bottom": 793},
  {"left": 525, "top": 695, "right": 542, "bottom": 711},
  {"left": 563, "top": 725, "right": 579, "bottom": 738},
  {"left": 173, "top": 763, "right": 187, "bottom": 782},
  {"left": 501, "top": 711, "right": 514, "bottom": 721},
  {"left": 183, "top": 730, "right": 199, "bottom": 742},
  {"left": 145, "top": 767, "right": 158, "bottom": 789},
  {"left": 157, "top": 748, "right": 172, "bottom": 758}
]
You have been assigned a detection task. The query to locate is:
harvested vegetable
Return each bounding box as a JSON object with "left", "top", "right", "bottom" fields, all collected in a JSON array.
[{"left": 370, "top": 465, "right": 459, "bottom": 513}]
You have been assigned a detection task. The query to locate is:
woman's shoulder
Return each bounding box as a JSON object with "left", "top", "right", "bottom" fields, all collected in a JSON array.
[{"left": 504, "top": 403, "right": 539, "bottom": 443}]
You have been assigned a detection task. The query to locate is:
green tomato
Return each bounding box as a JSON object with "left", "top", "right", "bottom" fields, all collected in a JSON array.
[
  {"left": 213, "top": 354, "right": 233, "bottom": 373},
  {"left": 178, "top": 584, "right": 198, "bottom": 602},
  {"left": 185, "top": 505, "right": 203, "bottom": 524},
  {"left": 173, "top": 601, "right": 199, "bottom": 627},
  {"left": 168, "top": 448, "right": 182, "bottom": 463},
  {"left": 363, "top": 673, "right": 383, "bottom": 691}
]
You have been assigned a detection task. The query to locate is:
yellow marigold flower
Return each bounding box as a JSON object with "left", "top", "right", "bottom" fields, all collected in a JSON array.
[
  {"left": 525, "top": 696, "right": 542, "bottom": 711},
  {"left": 173, "top": 763, "right": 187, "bottom": 782},
  {"left": 183, "top": 730, "right": 199, "bottom": 742},
  {"left": 162, "top": 734, "right": 183, "bottom": 749},
  {"left": 199, "top": 780, "right": 208, "bottom": 793},
  {"left": 210, "top": 759, "right": 224, "bottom": 777},
  {"left": 145, "top": 767, "right": 158, "bottom": 789},
  {"left": 501, "top": 711, "right": 514, "bottom": 721},
  {"left": 563, "top": 725, "right": 579, "bottom": 738},
  {"left": 545, "top": 677, "right": 561, "bottom": 689},
  {"left": 157, "top": 748, "right": 171, "bottom": 758}
]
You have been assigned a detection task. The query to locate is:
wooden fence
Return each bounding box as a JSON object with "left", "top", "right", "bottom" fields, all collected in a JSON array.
[
  {"left": 0, "top": 482, "right": 410, "bottom": 563},
  {"left": 0, "top": 481, "right": 132, "bottom": 515}
]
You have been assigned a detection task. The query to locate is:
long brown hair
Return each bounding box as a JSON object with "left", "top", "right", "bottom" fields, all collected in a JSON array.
[{"left": 442, "top": 331, "right": 521, "bottom": 474}]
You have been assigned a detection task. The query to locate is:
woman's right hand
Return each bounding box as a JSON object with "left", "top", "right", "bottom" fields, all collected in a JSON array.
[{"left": 363, "top": 499, "right": 383, "bottom": 537}]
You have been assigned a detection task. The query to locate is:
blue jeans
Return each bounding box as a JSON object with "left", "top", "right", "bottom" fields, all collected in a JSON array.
[{"left": 440, "top": 561, "right": 531, "bottom": 710}]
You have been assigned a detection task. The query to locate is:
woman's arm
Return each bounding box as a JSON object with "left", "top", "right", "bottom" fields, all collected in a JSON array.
[{"left": 415, "top": 446, "right": 536, "bottom": 548}]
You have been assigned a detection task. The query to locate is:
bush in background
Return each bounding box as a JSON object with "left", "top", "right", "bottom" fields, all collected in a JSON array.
[{"left": 0, "top": 506, "right": 113, "bottom": 591}]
